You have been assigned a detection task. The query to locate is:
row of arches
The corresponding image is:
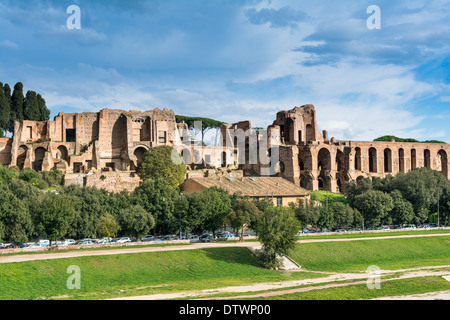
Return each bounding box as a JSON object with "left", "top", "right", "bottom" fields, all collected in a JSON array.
[
  {"left": 298, "top": 146, "right": 449, "bottom": 192},
  {"left": 16, "top": 145, "right": 71, "bottom": 171}
]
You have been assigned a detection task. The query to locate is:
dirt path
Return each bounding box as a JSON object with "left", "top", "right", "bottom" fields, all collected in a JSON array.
[
  {"left": 372, "top": 290, "right": 450, "bottom": 300},
  {"left": 1, "top": 233, "right": 449, "bottom": 264},
  {"left": 110, "top": 266, "right": 450, "bottom": 300}
]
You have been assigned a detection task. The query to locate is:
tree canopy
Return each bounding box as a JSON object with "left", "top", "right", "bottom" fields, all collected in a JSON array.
[{"left": 136, "top": 146, "right": 187, "bottom": 187}]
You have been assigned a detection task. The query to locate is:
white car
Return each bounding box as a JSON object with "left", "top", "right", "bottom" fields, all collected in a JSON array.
[
  {"left": 116, "top": 237, "right": 131, "bottom": 243},
  {"left": 64, "top": 239, "right": 76, "bottom": 246}
]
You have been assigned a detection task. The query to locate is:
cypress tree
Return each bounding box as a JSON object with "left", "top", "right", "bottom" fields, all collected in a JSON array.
[
  {"left": 0, "top": 83, "right": 10, "bottom": 137},
  {"left": 24, "top": 90, "right": 40, "bottom": 121},
  {"left": 37, "top": 93, "right": 50, "bottom": 121},
  {"left": 11, "top": 82, "right": 24, "bottom": 123}
]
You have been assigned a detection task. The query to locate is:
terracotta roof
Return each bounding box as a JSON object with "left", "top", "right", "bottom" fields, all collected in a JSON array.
[{"left": 187, "top": 176, "right": 310, "bottom": 197}]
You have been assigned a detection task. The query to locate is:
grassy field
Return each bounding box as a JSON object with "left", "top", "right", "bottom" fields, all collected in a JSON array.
[
  {"left": 297, "top": 228, "right": 450, "bottom": 240},
  {"left": 0, "top": 247, "right": 322, "bottom": 300},
  {"left": 1, "top": 235, "right": 449, "bottom": 300},
  {"left": 247, "top": 276, "right": 450, "bottom": 300},
  {"left": 291, "top": 236, "right": 450, "bottom": 272}
]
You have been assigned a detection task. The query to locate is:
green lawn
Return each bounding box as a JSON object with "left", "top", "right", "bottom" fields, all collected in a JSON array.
[
  {"left": 251, "top": 276, "right": 450, "bottom": 300},
  {"left": 290, "top": 236, "right": 450, "bottom": 272},
  {"left": 297, "top": 229, "right": 450, "bottom": 240},
  {"left": 0, "top": 247, "right": 322, "bottom": 300},
  {"left": 309, "top": 190, "right": 347, "bottom": 205}
]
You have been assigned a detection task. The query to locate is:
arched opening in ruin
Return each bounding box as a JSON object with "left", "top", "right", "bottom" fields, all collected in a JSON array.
[
  {"left": 336, "top": 150, "right": 345, "bottom": 171},
  {"left": 306, "top": 124, "right": 314, "bottom": 142},
  {"left": 438, "top": 149, "right": 448, "bottom": 179},
  {"left": 134, "top": 147, "right": 147, "bottom": 165},
  {"left": 398, "top": 148, "right": 405, "bottom": 173},
  {"left": 411, "top": 149, "right": 417, "bottom": 169},
  {"left": 286, "top": 118, "right": 294, "bottom": 144},
  {"left": 424, "top": 149, "right": 431, "bottom": 168},
  {"left": 299, "top": 149, "right": 313, "bottom": 171},
  {"left": 318, "top": 148, "right": 331, "bottom": 191},
  {"left": 384, "top": 148, "right": 392, "bottom": 173},
  {"left": 57, "top": 145, "right": 69, "bottom": 163},
  {"left": 369, "top": 148, "right": 377, "bottom": 173},
  {"left": 318, "top": 148, "right": 331, "bottom": 171},
  {"left": 33, "top": 147, "right": 46, "bottom": 171},
  {"left": 17, "top": 145, "right": 28, "bottom": 170},
  {"left": 354, "top": 147, "right": 362, "bottom": 171}
]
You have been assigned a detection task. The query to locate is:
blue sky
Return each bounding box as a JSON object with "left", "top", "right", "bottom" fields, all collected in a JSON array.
[{"left": 0, "top": 0, "right": 449, "bottom": 142}]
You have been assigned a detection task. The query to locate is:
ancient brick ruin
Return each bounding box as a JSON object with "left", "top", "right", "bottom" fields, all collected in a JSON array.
[{"left": 0, "top": 104, "right": 448, "bottom": 193}]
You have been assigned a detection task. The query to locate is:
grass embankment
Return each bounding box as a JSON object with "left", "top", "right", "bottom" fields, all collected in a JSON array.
[
  {"left": 297, "top": 229, "right": 450, "bottom": 240},
  {"left": 309, "top": 190, "right": 347, "bottom": 205},
  {"left": 291, "top": 236, "right": 450, "bottom": 272},
  {"left": 0, "top": 247, "right": 321, "bottom": 300},
  {"left": 248, "top": 276, "right": 450, "bottom": 300}
]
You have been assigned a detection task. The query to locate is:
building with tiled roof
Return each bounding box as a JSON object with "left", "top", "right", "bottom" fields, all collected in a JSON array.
[{"left": 182, "top": 176, "right": 310, "bottom": 207}]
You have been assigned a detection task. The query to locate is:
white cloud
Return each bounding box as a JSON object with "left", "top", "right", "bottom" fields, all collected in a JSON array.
[{"left": 0, "top": 40, "right": 19, "bottom": 49}]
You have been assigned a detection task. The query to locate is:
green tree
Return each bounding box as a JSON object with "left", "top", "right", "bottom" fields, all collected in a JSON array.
[
  {"left": 353, "top": 190, "right": 394, "bottom": 228},
  {"left": 254, "top": 206, "right": 300, "bottom": 269},
  {"left": 37, "top": 93, "right": 50, "bottom": 121},
  {"left": 10, "top": 82, "right": 24, "bottom": 131},
  {"left": 136, "top": 145, "right": 187, "bottom": 187},
  {"left": 227, "top": 198, "right": 261, "bottom": 241},
  {"left": 36, "top": 193, "right": 76, "bottom": 245},
  {"left": 317, "top": 206, "right": 334, "bottom": 229},
  {"left": 330, "top": 202, "right": 354, "bottom": 229},
  {"left": 133, "top": 178, "right": 178, "bottom": 234},
  {"left": 292, "top": 199, "right": 320, "bottom": 229},
  {"left": 173, "top": 192, "right": 199, "bottom": 238},
  {"left": 98, "top": 213, "right": 120, "bottom": 238},
  {"left": 200, "top": 187, "right": 232, "bottom": 239},
  {"left": 389, "top": 190, "right": 414, "bottom": 226},
  {"left": 390, "top": 168, "right": 448, "bottom": 219},
  {"left": 0, "top": 183, "right": 33, "bottom": 242},
  {"left": 23, "top": 91, "right": 40, "bottom": 121},
  {"left": 119, "top": 205, "right": 155, "bottom": 240},
  {"left": 0, "top": 83, "right": 10, "bottom": 137},
  {"left": 175, "top": 115, "right": 225, "bottom": 142}
]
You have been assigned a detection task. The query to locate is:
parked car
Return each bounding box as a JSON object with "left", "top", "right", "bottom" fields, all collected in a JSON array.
[
  {"left": 403, "top": 224, "right": 417, "bottom": 229},
  {"left": 97, "top": 237, "right": 113, "bottom": 244},
  {"left": 116, "top": 237, "right": 131, "bottom": 243},
  {"left": 38, "top": 240, "right": 50, "bottom": 247},
  {"left": 0, "top": 243, "right": 6, "bottom": 249},
  {"left": 64, "top": 239, "right": 76, "bottom": 246},
  {"left": 78, "top": 239, "right": 94, "bottom": 246},
  {"left": 141, "top": 235, "right": 155, "bottom": 242},
  {"left": 199, "top": 233, "right": 212, "bottom": 242},
  {"left": 160, "top": 235, "right": 176, "bottom": 241}
]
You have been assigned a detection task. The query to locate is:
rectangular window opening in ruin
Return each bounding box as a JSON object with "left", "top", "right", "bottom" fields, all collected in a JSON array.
[
  {"left": 66, "top": 129, "right": 76, "bottom": 142},
  {"left": 27, "top": 126, "right": 32, "bottom": 140},
  {"left": 158, "top": 131, "right": 167, "bottom": 144}
]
